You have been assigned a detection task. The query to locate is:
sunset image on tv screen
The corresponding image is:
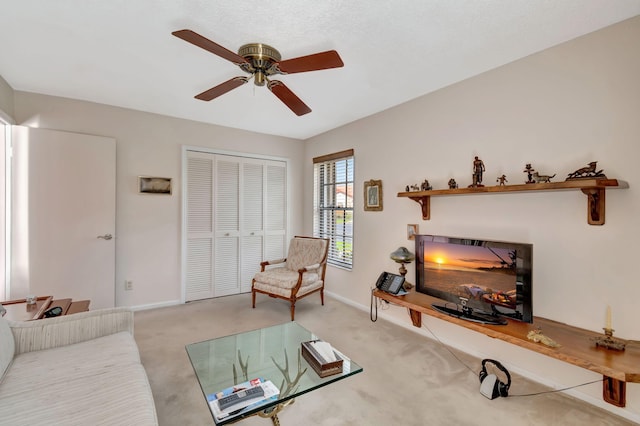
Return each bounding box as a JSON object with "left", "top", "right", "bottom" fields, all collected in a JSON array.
[{"left": 423, "top": 242, "right": 517, "bottom": 309}]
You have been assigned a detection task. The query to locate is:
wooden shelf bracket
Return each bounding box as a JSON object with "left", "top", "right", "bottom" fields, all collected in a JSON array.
[
  {"left": 408, "top": 195, "right": 430, "bottom": 220},
  {"left": 582, "top": 187, "right": 605, "bottom": 225}
]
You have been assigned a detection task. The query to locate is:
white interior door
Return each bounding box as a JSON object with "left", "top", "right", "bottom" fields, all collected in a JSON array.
[{"left": 11, "top": 126, "right": 116, "bottom": 308}]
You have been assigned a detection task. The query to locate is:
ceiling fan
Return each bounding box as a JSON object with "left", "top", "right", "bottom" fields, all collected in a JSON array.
[{"left": 172, "top": 30, "right": 344, "bottom": 116}]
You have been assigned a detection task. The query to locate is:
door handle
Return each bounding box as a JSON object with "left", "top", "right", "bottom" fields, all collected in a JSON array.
[{"left": 97, "top": 234, "right": 113, "bottom": 240}]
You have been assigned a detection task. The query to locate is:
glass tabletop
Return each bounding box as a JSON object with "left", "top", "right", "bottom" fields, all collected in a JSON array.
[{"left": 186, "top": 321, "right": 363, "bottom": 425}]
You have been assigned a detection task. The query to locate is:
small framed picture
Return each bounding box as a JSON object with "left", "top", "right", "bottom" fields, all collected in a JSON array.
[
  {"left": 364, "top": 179, "right": 383, "bottom": 211},
  {"left": 138, "top": 176, "right": 172, "bottom": 195},
  {"left": 407, "top": 224, "right": 418, "bottom": 240}
]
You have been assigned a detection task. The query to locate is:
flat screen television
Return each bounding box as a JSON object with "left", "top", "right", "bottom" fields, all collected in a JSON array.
[{"left": 415, "top": 234, "right": 533, "bottom": 325}]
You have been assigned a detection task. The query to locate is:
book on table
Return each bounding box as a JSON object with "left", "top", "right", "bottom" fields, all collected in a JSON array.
[{"left": 206, "top": 378, "right": 279, "bottom": 421}]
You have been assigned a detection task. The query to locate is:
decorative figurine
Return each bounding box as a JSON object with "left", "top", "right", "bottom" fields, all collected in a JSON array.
[
  {"left": 566, "top": 161, "right": 607, "bottom": 180},
  {"left": 409, "top": 184, "right": 420, "bottom": 191},
  {"left": 420, "top": 179, "right": 432, "bottom": 191},
  {"left": 523, "top": 163, "right": 535, "bottom": 184},
  {"left": 496, "top": 174, "right": 508, "bottom": 186},
  {"left": 469, "top": 156, "right": 485, "bottom": 188},
  {"left": 530, "top": 171, "right": 556, "bottom": 183},
  {"left": 448, "top": 178, "right": 458, "bottom": 189},
  {"left": 527, "top": 329, "right": 561, "bottom": 348},
  {"left": 405, "top": 185, "right": 410, "bottom": 192}
]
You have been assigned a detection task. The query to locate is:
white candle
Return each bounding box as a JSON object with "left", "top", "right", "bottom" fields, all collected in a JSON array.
[{"left": 606, "top": 305, "right": 612, "bottom": 330}]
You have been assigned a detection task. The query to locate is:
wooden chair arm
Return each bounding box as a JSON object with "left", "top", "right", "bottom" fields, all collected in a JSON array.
[
  {"left": 260, "top": 258, "right": 286, "bottom": 271},
  {"left": 297, "top": 263, "right": 321, "bottom": 273}
]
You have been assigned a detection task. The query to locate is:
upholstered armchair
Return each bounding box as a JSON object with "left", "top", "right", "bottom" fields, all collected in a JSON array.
[{"left": 252, "top": 236, "right": 329, "bottom": 321}]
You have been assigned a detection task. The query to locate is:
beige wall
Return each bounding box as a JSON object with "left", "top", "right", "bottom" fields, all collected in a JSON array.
[
  {"left": 0, "top": 74, "right": 14, "bottom": 122},
  {"left": 12, "top": 93, "right": 306, "bottom": 308},
  {"left": 305, "top": 16, "right": 640, "bottom": 420}
]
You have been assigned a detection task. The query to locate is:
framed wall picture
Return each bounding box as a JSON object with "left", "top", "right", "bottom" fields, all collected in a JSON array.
[
  {"left": 364, "top": 179, "right": 383, "bottom": 211},
  {"left": 138, "top": 176, "right": 172, "bottom": 195},
  {"left": 407, "top": 224, "right": 418, "bottom": 240}
]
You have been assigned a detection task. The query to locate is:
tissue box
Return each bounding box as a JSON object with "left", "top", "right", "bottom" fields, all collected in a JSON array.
[{"left": 301, "top": 341, "right": 344, "bottom": 378}]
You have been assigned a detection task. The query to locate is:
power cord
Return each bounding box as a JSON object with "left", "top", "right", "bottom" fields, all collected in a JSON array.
[
  {"left": 420, "top": 319, "right": 478, "bottom": 376},
  {"left": 508, "top": 379, "right": 601, "bottom": 397},
  {"left": 419, "top": 319, "right": 601, "bottom": 397},
  {"left": 369, "top": 288, "right": 600, "bottom": 397},
  {"left": 370, "top": 288, "right": 390, "bottom": 322}
]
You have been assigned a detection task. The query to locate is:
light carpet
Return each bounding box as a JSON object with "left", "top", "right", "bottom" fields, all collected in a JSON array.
[{"left": 133, "top": 294, "right": 633, "bottom": 426}]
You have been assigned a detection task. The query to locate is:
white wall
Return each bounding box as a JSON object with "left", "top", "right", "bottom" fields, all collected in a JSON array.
[
  {"left": 11, "top": 94, "right": 306, "bottom": 308},
  {"left": 305, "top": 16, "right": 640, "bottom": 421},
  {"left": 0, "top": 75, "right": 14, "bottom": 122}
]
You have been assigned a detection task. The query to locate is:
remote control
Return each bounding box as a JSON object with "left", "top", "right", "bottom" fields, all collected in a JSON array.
[{"left": 217, "top": 385, "right": 265, "bottom": 412}]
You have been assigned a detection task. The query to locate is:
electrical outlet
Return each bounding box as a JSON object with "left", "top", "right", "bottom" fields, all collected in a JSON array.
[{"left": 125, "top": 280, "right": 133, "bottom": 291}]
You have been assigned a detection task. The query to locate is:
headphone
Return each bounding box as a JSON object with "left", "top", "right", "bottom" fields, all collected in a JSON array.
[{"left": 479, "top": 359, "right": 511, "bottom": 399}]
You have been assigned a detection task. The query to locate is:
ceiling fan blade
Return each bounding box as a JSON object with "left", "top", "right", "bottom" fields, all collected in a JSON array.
[
  {"left": 195, "top": 77, "right": 249, "bottom": 101},
  {"left": 172, "top": 30, "right": 249, "bottom": 65},
  {"left": 268, "top": 80, "right": 312, "bottom": 116},
  {"left": 276, "top": 50, "right": 344, "bottom": 74}
]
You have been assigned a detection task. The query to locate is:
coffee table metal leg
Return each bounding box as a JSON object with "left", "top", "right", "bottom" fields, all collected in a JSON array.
[{"left": 257, "top": 399, "right": 295, "bottom": 425}]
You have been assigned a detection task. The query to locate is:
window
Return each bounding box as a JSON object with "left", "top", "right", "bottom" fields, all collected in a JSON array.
[{"left": 313, "top": 149, "right": 354, "bottom": 269}]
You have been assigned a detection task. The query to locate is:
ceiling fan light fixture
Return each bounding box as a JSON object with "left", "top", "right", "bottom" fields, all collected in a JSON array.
[
  {"left": 238, "top": 43, "right": 281, "bottom": 63},
  {"left": 254, "top": 70, "right": 266, "bottom": 86}
]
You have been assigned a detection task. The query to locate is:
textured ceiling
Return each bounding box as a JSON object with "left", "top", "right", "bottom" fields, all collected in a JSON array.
[{"left": 1, "top": 1, "right": 639, "bottom": 140}]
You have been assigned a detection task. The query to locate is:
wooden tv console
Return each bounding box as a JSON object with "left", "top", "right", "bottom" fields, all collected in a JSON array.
[{"left": 373, "top": 289, "right": 640, "bottom": 407}]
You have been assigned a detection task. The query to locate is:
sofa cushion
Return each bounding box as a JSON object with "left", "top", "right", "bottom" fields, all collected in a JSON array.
[
  {"left": 0, "top": 316, "right": 15, "bottom": 382},
  {"left": 0, "top": 331, "right": 157, "bottom": 425}
]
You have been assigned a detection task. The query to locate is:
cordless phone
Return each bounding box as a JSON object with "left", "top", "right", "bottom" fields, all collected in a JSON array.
[{"left": 375, "top": 272, "right": 405, "bottom": 294}]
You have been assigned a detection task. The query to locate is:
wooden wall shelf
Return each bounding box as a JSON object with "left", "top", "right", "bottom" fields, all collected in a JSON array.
[
  {"left": 373, "top": 289, "right": 640, "bottom": 407},
  {"left": 398, "top": 179, "right": 628, "bottom": 225}
]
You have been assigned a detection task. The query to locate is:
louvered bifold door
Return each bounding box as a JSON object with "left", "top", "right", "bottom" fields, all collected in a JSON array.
[
  {"left": 264, "top": 161, "right": 287, "bottom": 261},
  {"left": 240, "top": 159, "right": 264, "bottom": 292},
  {"left": 214, "top": 156, "right": 241, "bottom": 296},
  {"left": 186, "top": 152, "right": 215, "bottom": 301}
]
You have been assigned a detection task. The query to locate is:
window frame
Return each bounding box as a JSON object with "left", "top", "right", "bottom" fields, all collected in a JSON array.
[{"left": 313, "top": 149, "right": 354, "bottom": 269}]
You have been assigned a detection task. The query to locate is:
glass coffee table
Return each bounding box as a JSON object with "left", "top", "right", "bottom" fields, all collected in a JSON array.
[{"left": 186, "top": 322, "right": 363, "bottom": 425}]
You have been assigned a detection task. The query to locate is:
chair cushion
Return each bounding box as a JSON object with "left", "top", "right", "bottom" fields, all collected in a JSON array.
[
  {"left": 253, "top": 267, "right": 319, "bottom": 289},
  {"left": 253, "top": 280, "right": 324, "bottom": 298},
  {"left": 0, "top": 316, "right": 15, "bottom": 382},
  {"left": 285, "top": 238, "right": 327, "bottom": 272}
]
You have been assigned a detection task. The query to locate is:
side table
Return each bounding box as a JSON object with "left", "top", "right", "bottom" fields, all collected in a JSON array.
[{"left": 0, "top": 296, "right": 90, "bottom": 321}]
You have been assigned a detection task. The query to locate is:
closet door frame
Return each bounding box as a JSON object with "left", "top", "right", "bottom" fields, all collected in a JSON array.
[{"left": 180, "top": 146, "right": 290, "bottom": 303}]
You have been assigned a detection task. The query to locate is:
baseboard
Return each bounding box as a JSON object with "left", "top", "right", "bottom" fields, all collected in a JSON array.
[
  {"left": 128, "top": 299, "right": 182, "bottom": 312},
  {"left": 325, "top": 291, "right": 640, "bottom": 424}
]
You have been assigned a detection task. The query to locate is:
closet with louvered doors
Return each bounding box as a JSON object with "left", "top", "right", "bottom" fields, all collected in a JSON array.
[{"left": 185, "top": 150, "right": 287, "bottom": 301}]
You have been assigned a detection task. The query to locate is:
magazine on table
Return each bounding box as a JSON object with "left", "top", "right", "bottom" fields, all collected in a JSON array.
[{"left": 206, "top": 377, "right": 280, "bottom": 422}]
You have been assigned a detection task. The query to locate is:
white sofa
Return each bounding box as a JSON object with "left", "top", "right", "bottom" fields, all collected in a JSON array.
[{"left": 0, "top": 307, "right": 158, "bottom": 425}]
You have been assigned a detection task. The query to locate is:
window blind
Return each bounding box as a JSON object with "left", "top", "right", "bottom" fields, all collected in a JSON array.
[{"left": 313, "top": 150, "right": 354, "bottom": 269}]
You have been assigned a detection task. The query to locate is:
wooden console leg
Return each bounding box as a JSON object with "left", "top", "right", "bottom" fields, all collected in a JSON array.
[
  {"left": 603, "top": 376, "right": 626, "bottom": 407},
  {"left": 409, "top": 309, "right": 422, "bottom": 328}
]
